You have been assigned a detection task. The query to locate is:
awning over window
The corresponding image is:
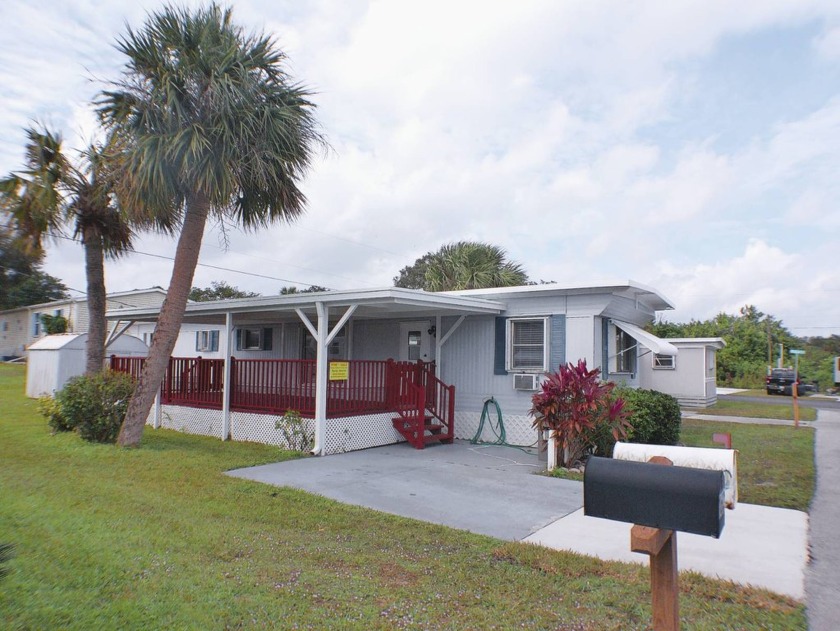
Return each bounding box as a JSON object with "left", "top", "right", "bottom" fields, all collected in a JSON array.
[{"left": 612, "top": 320, "right": 678, "bottom": 356}]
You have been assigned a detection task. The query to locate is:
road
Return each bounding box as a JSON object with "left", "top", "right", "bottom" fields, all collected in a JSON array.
[{"left": 719, "top": 393, "right": 840, "bottom": 412}]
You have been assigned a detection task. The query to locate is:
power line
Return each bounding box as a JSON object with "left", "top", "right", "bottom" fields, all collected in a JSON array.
[{"left": 49, "top": 234, "right": 333, "bottom": 290}]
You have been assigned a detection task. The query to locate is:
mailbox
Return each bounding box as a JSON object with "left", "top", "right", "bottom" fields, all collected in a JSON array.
[{"left": 584, "top": 456, "right": 725, "bottom": 538}]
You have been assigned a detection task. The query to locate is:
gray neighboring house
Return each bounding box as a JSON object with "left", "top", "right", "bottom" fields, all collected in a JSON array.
[
  {"left": 0, "top": 287, "right": 166, "bottom": 359},
  {"left": 106, "top": 281, "right": 717, "bottom": 455}
]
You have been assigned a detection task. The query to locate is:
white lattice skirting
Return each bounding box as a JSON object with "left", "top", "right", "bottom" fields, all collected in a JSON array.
[
  {"left": 146, "top": 405, "right": 407, "bottom": 453},
  {"left": 454, "top": 410, "right": 539, "bottom": 448}
]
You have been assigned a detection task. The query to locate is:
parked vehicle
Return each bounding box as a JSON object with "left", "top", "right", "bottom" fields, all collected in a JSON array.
[{"left": 765, "top": 369, "right": 804, "bottom": 396}]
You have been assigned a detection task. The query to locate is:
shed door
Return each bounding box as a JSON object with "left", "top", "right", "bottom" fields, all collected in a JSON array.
[{"left": 399, "top": 321, "right": 432, "bottom": 362}]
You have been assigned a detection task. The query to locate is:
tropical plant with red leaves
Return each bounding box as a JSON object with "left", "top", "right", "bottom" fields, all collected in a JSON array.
[{"left": 530, "top": 360, "right": 630, "bottom": 468}]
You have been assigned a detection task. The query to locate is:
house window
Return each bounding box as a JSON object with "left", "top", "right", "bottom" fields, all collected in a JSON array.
[
  {"left": 302, "top": 327, "right": 346, "bottom": 360},
  {"left": 653, "top": 353, "right": 675, "bottom": 370},
  {"left": 32, "top": 313, "right": 41, "bottom": 336},
  {"left": 2, "top": 321, "right": 8, "bottom": 332},
  {"left": 508, "top": 318, "right": 548, "bottom": 371},
  {"left": 142, "top": 332, "right": 154, "bottom": 347},
  {"left": 236, "top": 327, "right": 273, "bottom": 351},
  {"left": 195, "top": 330, "right": 220, "bottom": 352},
  {"left": 615, "top": 328, "right": 636, "bottom": 373}
]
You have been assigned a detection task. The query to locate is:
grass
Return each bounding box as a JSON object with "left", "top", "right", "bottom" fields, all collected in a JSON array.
[
  {"left": 681, "top": 419, "right": 815, "bottom": 511},
  {"left": 686, "top": 398, "right": 817, "bottom": 422},
  {"left": 0, "top": 364, "right": 805, "bottom": 629},
  {"left": 549, "top": 419, "right": 815, "bottom": 512}
]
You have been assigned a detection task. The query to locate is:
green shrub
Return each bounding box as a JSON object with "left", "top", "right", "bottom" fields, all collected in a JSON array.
[
  {"left": 618, "top": 387, "right": 681, "bottom": 445},
  {"left": 56, "top": 371, "right": 136, "bottom": 443},
  {"left": 38, "top": 396, "right": 73, "bottom": 433},
  {"left": 530, "top": 361, "right": 629, "bottom": 468},
  {"left": 275, "top": 409, "right": 314, "bottom": 452}
]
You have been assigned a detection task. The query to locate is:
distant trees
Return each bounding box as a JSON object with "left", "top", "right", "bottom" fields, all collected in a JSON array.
[
  {"left": 189, "top": 281, "right": 259, "bottom": 302},
  {"left": 280, "top": 285, "right": 328, "bottom": 294},
  {"left": 0, "top": 223, "right": 68, "bottom": 309},
  {"left": 394, "top": 241, "right": 529, "bottom": 291}
]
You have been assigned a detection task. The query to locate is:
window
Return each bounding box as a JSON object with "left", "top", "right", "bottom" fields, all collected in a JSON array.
[
  {"left": 32, "top": 313, "right": 41, "bottom": 336},
  {"left": 236, "top": 327, "right": 273, "bottom": 351},
  {"left": 653, "top": 353, "right": 675, "bottom": 369},
  {"left": 195, "top": 330, "right": 220, "bottom": 352},
  {"left": 2, "top": 321, "right": 8, "bottom": 332},
  {"left": 302, "top": 327, "right": 346, "bottom": 360},
  {"left": 142, "top": 331, "right": 154, "bottom": 347},
  {"left": 615, "top": 328, "right": 636, "bottom": 373},
  {"left": 508, "top": 318, "right": 547, "bottom": 371}
]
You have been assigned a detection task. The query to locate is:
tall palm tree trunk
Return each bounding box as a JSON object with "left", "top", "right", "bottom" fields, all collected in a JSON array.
[
  {"left": 118, "top": 193, "right": 210, "bottom": 447},
  {"left": 84, "top": 226, "right": 107, "bottom": 374}
]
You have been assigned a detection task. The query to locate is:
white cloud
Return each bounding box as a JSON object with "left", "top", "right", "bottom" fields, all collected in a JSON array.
[{"left": 3, "top": 0, "right": 840, "bottom": 335}]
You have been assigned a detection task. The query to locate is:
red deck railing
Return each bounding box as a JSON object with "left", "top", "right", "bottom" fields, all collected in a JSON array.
[{"left": 108, "top": 356, "right": 451, "bottom": 434}]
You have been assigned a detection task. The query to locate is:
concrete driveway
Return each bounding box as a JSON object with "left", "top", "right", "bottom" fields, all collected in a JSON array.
[
  {"left": 228, "top": 436, "right": 809, "bottom": 600},
  {"left": 227, "top": 440, "right": 582, "bottom": 540}
]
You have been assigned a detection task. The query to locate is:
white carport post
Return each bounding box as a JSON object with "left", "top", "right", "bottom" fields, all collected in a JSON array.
[
  {"left": 296, "top": 303, "right": 357, "bottom": 456},
  {"left": 221, "top": 311, "right": 233, "bottom": 440}
]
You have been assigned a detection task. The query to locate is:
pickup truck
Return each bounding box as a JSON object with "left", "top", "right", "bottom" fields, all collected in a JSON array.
[{"left": 765, "top": 369, "right": 803, "bottom": 396}]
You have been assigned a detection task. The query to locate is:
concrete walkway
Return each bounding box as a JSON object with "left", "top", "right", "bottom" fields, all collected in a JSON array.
[{"left": 805, "top": 408, "right": 840, "bottom": 630}]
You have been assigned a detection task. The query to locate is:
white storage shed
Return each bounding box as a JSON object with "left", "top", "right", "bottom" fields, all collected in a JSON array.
[{"left": 26, "top": 334, "right": 148, "bottom": 398}]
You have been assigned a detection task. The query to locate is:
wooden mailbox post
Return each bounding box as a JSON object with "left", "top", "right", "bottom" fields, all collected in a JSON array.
[{"left": 584, "top": 455, "right": 726, "bottom": 631}]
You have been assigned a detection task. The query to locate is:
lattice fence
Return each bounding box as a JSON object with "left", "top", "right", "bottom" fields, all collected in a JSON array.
[
  {"left": 145, "top": 403, "right": 405, "bottom": 454},
  {"left": 324, "top": 412, "right": 404, "bottom": 454},
  {"left": 146, "top": 404, "right": 223, "bottom": 438},
  {"left": 454, "top": 410, "right": 538, "bottom": 448}
]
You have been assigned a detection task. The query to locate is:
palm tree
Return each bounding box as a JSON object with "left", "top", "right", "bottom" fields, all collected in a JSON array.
[
  {"left": 424, "top": 241, "right": 529, "bottom": 291},
  {"left": 98, "top": 4, "right": 324, "bottom": 447},
  {"left": 0, "top": 129, "right": 134, "bottom": 374}
]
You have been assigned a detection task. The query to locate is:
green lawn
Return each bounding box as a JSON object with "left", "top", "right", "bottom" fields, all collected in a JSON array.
[
  {"left": 0, "top": 365, "right": 804, "bottom": 629},
  {"left": 681, "top": 419, "right": 814, "bottom": 511},
  {"left": 687, "top": 398, "right": 817, "bottom": 422}
]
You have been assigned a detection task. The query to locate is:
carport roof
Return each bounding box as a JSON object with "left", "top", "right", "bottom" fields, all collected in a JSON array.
[{"left": 106, "top": 286, "right": 507, "bottom": 324}]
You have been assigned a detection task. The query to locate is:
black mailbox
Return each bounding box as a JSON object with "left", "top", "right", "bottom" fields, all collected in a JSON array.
[{"left": 584, "top": 456, "right": 725, "bottom": 538}]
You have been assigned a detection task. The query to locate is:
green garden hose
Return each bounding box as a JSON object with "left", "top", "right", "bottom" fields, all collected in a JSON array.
[{"left": 471, "top": 397, "right": 506, "bottom": 445}]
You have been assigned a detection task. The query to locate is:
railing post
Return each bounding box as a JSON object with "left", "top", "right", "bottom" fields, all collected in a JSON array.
[{"left": 448, "top": 384, "right": 455, "bottom": 439}]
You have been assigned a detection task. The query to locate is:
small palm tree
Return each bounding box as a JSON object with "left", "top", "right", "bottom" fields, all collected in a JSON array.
[
  {"left": 98, "top": 4, "right": 324, "bottom": 446},
  {"left": 0, "top": 129, "right": 134, "bottom": 374},
  {"left": 425, "top": 241, "right": 529, "bottom": 291}
]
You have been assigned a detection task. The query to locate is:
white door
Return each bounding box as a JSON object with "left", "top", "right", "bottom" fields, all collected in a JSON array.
[{"left": 399, "top": 321, "right": 432, "bottom": 362}]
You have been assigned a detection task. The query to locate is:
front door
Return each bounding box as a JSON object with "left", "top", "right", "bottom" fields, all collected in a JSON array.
[{"left": 399, "top": 321, "right": 432, "bottom": 363}]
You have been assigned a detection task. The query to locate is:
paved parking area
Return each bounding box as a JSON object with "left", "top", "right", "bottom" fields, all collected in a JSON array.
[{"left": 228, "top": 441, "right": 582, "bottom": 540}]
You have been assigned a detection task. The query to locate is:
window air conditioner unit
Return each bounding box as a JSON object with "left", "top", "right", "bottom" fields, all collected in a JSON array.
[{"left": 513, "top": 373, "right": 540, "bottom": 391}]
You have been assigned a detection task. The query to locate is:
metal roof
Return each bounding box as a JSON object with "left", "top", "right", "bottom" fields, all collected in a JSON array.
[{"left": 106, "top": 286, "right": 507, "bottom": 323}]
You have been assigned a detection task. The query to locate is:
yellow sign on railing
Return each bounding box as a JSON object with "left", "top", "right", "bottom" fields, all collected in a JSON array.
[{"left": 329, "top": 361, "right": 350, "bottom": 381}]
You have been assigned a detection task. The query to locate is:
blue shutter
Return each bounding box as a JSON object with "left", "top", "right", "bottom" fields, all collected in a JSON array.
[
  {"left": 549, "top": 315, "right": 566, "bottom": 373},
  {"left": 494, "top": 317, "right": 507, "bottom": 375}
]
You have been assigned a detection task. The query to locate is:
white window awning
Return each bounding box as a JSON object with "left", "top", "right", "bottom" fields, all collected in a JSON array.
[{"left": 613, "top": 320, "right": 678, "bottom": 356}]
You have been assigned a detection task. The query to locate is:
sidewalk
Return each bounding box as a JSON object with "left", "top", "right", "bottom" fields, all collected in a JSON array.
[{"left": 805, "top": 408, "right": 840, "bottom": 629}]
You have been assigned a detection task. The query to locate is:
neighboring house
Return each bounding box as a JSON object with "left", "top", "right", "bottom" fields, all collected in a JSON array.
[
  {"left": 638, "top": 338, "right": 726, "bottom": 408},
  {"left": 107, "top": 281, "right": 717, "bottom": 455},
  {"left": 0, "top": 288, "right": 167, "bottom": 359}
]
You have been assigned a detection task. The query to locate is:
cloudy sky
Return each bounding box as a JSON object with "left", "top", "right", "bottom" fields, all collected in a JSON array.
[{"left": 1, "top": 0, "right": 839, "bottom": 335}]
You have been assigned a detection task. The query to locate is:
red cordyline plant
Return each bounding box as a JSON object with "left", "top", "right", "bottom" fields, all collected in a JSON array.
[{"left": 530, "top": 360, "right": 630, "bottom": 468}]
